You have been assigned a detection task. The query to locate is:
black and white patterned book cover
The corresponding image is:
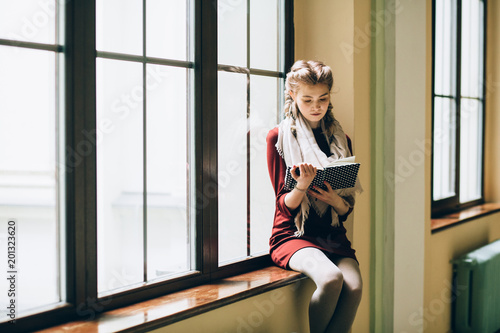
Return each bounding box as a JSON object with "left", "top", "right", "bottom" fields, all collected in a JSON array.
[{"left": 284, "top": 163, "right": 360, "bottom": 191}]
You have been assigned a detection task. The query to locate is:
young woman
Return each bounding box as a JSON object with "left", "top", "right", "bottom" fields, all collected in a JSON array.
[{"left": 266, "top": 60, "right": 362, "bottom": 333}]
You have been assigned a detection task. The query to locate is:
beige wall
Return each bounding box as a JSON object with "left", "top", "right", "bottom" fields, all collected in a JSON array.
[
  {"left": 485, "top": 0, "right": 500, "bottom": 202},
  {"left": 151, "top": 280, "right": 316, "bottom": 333},
  {"left": 294, "top": 1, "right": 372, "bottom": 331},
  {"left": 352, "top": 1, "right": 372, "bottom": 332},
  {"left": 391, "top": 0, "right": 428, "bottom": 330},
  {"left": 294, "top": 0, "right": 355, "bottom": 136}
]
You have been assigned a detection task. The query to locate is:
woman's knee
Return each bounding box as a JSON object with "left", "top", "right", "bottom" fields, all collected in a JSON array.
[
  {"left": 315, "top": 265, "right": 344, "bottom": 293},
  {"left": 335, "top": 257, "right": 363, "bottom": 302},
  {"left": 344, "top": 275, "right": 363, "bottom": 303}
]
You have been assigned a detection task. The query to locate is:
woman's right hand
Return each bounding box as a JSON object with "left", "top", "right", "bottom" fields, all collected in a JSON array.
[
  {"left": 284, "top": 163, "right": 317, "bottom": 210},
  {"left": 291, "top": 163, "right": 317, "bottom": 190}
]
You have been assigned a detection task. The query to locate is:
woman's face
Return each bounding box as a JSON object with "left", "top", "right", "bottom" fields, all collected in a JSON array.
[{"left": 290, "top": 83, "right": 330, "bottom": 129}]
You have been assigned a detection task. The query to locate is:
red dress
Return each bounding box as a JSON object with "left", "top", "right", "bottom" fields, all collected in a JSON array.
[{"left": 266, "top": 127, "right": 357, "bottom": 269}]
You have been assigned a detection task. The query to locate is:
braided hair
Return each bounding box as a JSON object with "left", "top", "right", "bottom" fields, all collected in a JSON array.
[{"left": 284, "top": 60, "right": 336, "bottom": 139}]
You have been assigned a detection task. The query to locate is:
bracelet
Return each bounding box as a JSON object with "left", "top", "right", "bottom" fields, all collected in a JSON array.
[{"left": 294, "top": 186, "right": 307, "bottom": 193}]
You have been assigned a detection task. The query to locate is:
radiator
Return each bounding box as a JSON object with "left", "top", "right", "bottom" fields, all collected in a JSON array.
[{"left": 452, "top": 239, "right": 500, "bottom": 333}]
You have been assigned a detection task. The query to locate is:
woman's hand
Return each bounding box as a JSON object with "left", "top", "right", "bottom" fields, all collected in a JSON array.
[
  {"left": 307, "top": 181, "right": 349, "bottom": 216},
  {"left": 284, "top": 163, "right": 317, "bottom": 210},
  {"left": 291, "top": 163, "right": 317, "bottom": 190}
]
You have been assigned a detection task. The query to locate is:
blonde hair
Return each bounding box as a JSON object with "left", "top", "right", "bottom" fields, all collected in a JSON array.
[{"left": 284, "top": 60, "right": 336, "bottom": 138}]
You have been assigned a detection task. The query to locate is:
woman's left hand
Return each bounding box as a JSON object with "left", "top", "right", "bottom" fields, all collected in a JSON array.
[{"left": 307, "top": 181, "right": 349, "bottom": 216}]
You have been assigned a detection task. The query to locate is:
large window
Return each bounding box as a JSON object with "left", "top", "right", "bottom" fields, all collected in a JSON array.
[
  {"left": 95, "top": 0, "right": 196, "bottom": 297},
  {"left": 0, "top": 0, "right": 66, "bottom": 320},
  {"left": 432, "top": 0, "right": 486, "bottom": 216},
  {"left": 217, "top": 0, "right": 284, "bottom": 265},
  {"left": 0, "top": 0, "right": 292, "bottom": 331}
]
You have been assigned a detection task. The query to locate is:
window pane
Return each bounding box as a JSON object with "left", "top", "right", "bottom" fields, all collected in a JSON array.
[
  {"left": 461, "top": 0, "right": 484, "bottom": 98},
  {"left": 250, "top": 0, "right": 279, "bottom": 71},
  {"left": 249, "top": 75, "right": 279, "bottom": 256},
  {"left": 434, "top": 0, "right": 457, "bottom": 96},
  {"left": 96, "top": 0, "right": 142, "bottom": 55},
  {"left": 0, "top": 46, "right": 62, "bottom": 314},
  {"left": 147, "top": 0, "right": 191, "bottom": 61},
  {"left": 146, "top": 65, "right": 194, "bottom": 278},
  {"left": 0, "top": 0, "right": 57, "bottom": 44},
  {"left": 218, "top": 71, "right": 248, "bottom": 265},
  {"left": 96, "top": 59, "right": 144, "bottom": 294},
  {"left": 218, "top": 0, "right": 247, "bottom": 67},
  {"left": 459, "top": 98, "right": 483, "bottom": 203},
  {"left": 433, "top": 97, "right": 457, "bottom": 201}
]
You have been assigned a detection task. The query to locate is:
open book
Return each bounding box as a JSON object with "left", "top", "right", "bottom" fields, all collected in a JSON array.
[{"left": 284, "top": 156, "right": 360, "bottom": 191}]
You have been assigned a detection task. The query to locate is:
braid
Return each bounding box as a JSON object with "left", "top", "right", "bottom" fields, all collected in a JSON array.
[
  {"left": 323, "top": 104, "right": 335, "bottom": 139},
  {"left": 283, "top": 90, "right": 298, "bottom": 136},
  {"left": 284, "top": 60, "right": 336, "bottom": 139}
]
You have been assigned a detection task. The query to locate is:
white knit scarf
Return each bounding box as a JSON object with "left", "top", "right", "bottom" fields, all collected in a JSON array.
[{"left": 275, "top": 113, "right": 362, "bottom": 237}]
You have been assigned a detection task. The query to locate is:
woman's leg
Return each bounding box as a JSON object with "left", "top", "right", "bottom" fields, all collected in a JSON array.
[
  {"left": 288, "top": 247, "right": 344, "bottom": 333},
  {"left": 325, "top": 256, "right": 363, "bottom": 333}
]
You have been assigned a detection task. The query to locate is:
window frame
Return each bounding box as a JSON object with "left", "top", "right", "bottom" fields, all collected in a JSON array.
[
  {"left": 431, "top": 0, "right": 487, "bottom": 217},
  {"left": 0, "top": 0, "right": 294, "bottom": 331}
]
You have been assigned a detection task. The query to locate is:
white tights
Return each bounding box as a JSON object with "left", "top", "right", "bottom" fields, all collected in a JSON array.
[{"left": 288, "top": 247, "right": 362, "bottom": 333}]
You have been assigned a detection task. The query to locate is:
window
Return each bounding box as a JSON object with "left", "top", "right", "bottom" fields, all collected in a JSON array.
[
  {"left": 432, "top": 0, "right": 486, "bottom": 216},
  {"left": 217, "top": 0, "right": 284, "bottom": 265},
  {"left": 0, "top": 0, "right": 65, "bottom": 319},
  {"left": 0, "top": 0, "right": 293, "bottom": 331},
  {"left": 95, "top": 0, "right": 196, "bottom": 297}
]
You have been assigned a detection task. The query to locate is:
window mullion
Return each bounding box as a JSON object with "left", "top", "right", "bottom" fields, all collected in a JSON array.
[
  {"left": 480, "top": 0, "right": 487, "bottom": 202},
  {"left": 246, "top": 0, "right": 251, "bottom": 258},
  {"left": 284, "top": 0, "right": 294, "bottom": 74},
  {"left": 83, "top": 0, "right": 98, "bottom": 306},
  {"left": 198, "top": 0, "right": 219, "bottom": 276},
  {"left": 66, "top": 0, "right": 98, "bottom": 309},
  {"left": 454, "top": 0, "right": 462, "bottom": 209},
  {"left": 142, "top": 0, "right": 148, "bottom": 284}
]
